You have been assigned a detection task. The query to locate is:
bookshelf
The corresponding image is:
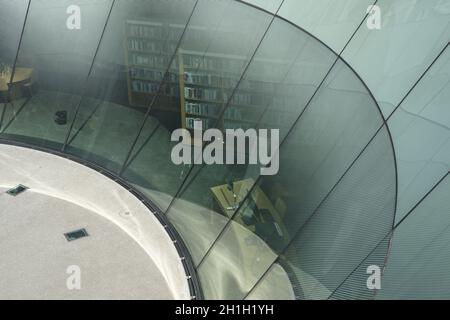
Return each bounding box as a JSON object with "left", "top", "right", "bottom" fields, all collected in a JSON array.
[
  {"left": 125, "top": 20, "right": 299, "bottom": 141},
  {"left": 179, "top": 49, "right": 282, "bottom": 143},
  {"left": 124, "top": 20, "right": 181, "bottom": 112}
]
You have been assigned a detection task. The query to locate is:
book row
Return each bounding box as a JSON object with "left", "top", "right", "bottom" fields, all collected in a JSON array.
[
  {"left": 131, "top": 80, "right": 179, "bottom": 96},
  {"left": 129, "top": 53, "right": 170, "bottom": 68},
  {"left": 185, "top": 117, "right": 214, "bottom": 130},
  {"left": 183, "top": 54, "right": 244, "bottom": 73},
  {"left": 128, "top": 38, "right": 177, "bottom": 54},
  {"left": 127, "top": 23, "right": 182, "bottom": 41},
  {"left": 129, "top": 68, "right": 178, "bottom": 83},
  {"left": 184, "top": 87, "right": 223, "bottom": 102},
  {"left": 184, "top": 102, "right": 221, "bottom": 117}
]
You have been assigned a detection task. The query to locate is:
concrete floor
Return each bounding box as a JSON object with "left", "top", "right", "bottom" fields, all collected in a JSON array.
[
  {"left": 0, "top": 144, "right": 191, "bottom": 300},
  {"left": 0, "top": 188, "right": 173, "bottom": 300}
]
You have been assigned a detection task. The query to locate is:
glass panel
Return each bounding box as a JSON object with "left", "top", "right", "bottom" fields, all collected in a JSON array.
[
  {"left": 0, "top": 0, "right": 28, "bottom": 64},
  {"left": 65, "top": 0, "right": 197, "bottom": 172},
  {"left": 245, "top": 263, "right": 295, "bottom": 300},
  {"left": 233, "top": 58, "right": 385, "bottom": 252},
  {"left": 1, "top": 0, "right": 112, "bottom": 149},
  {"left": 165, "top": 16, "right": 337, "bottom": 265},
  {"left": 122, "top": 119, "right": 184, "bottom": 210},
  {"left": 333, "top": 174, "right": 450, "bottom": 299},
  {"left": 329, "top": 236, "right": 391, "bottom": 300},
  {"left": 377, "top": 175, "right": 450, "bottom": 299},
  {"left": 199, "top": 126, "right": 396, "bottom": 299},
  {"left": 389, "top": 45, "right": 450, "bottom": 222},
  {"left": 342, "top": 0, "right": 450, "bottom": 117},
  {"left": 277, "top": 126, "right": 395, "bottom": 300},
  {"left": 197, "top": 218, "right": 279, "bottom": 299},
  {"left": 196, "top": 55, "right": 396, "bottom": 299},
  {"left": 278, "top": 0, "right": 375, "bottom": 53},
  {"left": 0, "top": 0, "right": 29, "bottom": 132},
  {"left": 123, "top": 0, "right": 275, "bottom": 214}
]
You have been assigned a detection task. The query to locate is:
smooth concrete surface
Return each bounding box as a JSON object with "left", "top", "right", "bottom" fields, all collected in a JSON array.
[
  {"left": 0, "top": 144, "right": 190, "bottom": 299},
  {"left": 0, "top": 188, "right": 173, "bottom": 299}
]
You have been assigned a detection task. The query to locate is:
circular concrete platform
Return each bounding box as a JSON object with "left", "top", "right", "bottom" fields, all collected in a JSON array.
[{"left": 0, "top": 144, "right": 190, "bottom": 300}]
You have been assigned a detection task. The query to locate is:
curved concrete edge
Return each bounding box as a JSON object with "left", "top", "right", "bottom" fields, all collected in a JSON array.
[{"left": 0, "top": 144, "right": 190, "bottom": 300}]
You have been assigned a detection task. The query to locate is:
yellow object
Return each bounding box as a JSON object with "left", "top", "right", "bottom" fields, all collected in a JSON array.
[
  {"left": 210, "top": 178, "right": 289, "bottom": 239},
  {"left": 0, "top": 67, "right": 33, "bottom": 92}
]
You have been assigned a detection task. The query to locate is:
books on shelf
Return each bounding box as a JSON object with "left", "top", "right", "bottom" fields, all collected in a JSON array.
[
  {"left": 129, "top": 67, "right": 177, "bottom": 82},
  {"left": 129, "top": 53, "right": 169, "bottom": 68},
  {"left": 164, "top": 84, "right": 179, "bottom": 97},
  {"left": 184, "top": 102, "right": 220, "bottom": 117},
  {"left": 126, "top": 22, "right": 182, "bottom": 41},
  {"left": 132, "top": 80, "right": 158, "bottom": 94},
  {"left": 183, "top": 71, "right": 237, "bottom": 88},
  {"left": 126, "top": 20, "right": 184, "bottom": 110},
  {"left": 183, "top": 71, "right": 277, "bottom": 96},
  {"left": 128, "top": 38, "right": 177, "bottom": 54},
  {"left": 183, "top": 54, "right": 243, "bottom": 72},
  {"left": 184, "top": 87, "right": 222, "bottom": 102},
  {"left": 185, "top": 117, "right": 213, "bottom": 130},
  {"left": 131, "top": 80, "right": 179, "bottom": 96}
]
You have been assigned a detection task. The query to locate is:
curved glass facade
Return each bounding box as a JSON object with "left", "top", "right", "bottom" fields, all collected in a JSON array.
[{"left": 0, "top": 0, "right": 448, "bottom": 299}]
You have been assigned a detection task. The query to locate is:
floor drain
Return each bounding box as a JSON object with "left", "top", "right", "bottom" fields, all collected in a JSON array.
[
  {"left": 6, "top": 185, "right": 29, "bottom": 196},
  {"left": 64, "top": 228, "right": 89, "bottom": 242}
]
